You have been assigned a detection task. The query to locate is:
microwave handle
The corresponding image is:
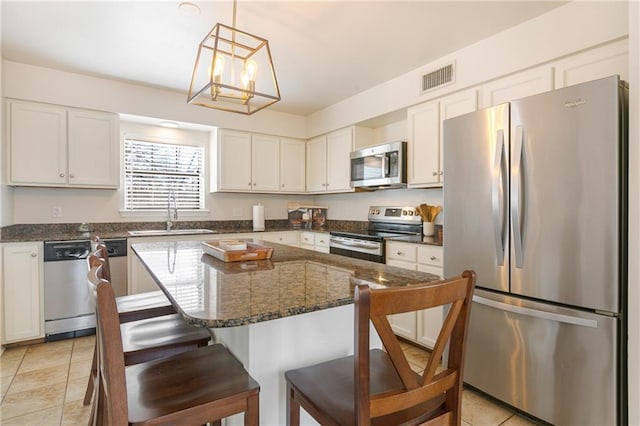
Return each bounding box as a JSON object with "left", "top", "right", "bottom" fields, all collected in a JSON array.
[{"left": 382, "top": 154, "right": 390, "bottom": 177}]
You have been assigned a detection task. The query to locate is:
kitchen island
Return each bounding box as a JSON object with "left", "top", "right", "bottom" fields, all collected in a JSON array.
[{"left": 131, "top": 239, "right": 441, "bottom": 425}]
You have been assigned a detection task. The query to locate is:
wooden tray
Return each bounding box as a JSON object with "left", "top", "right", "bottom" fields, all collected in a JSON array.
[{"left": 201, "top": 240, "right": 274, "bottom": 262}]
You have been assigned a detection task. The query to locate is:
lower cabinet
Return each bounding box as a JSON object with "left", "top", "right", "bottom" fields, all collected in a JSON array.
[
  {"left": 299, "top": 231, "right": 330, "bottom": 253},
  {"left": 2, "top": 242, "right": 44, "bottom": 343},
  {"left": 260, "top": 231, "right": 300, "bottom": 247},
  {"left": 385, "top": 241, "right": 444, "bottom": 349}
]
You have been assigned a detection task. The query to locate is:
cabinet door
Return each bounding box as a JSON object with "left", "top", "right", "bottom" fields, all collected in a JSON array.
[
  {"left": 280, "top": 138, "right": 306, "bottom": 192},
  {"left": 326, "top": 127, "right": 354, "bottom": 192},
  {"left": 251, "top": 134, "right": 280, "bottom": 191},
  {"left": 218, "top": 130, "right": 252, "bottom": 191},
  {"left": 439, "top": 89, "right": 477, "bottom": 184},
  {"left": 3, "top": 243, "right": 43, "bottom": 343},
  {"left": 67, "top": 109, "right": 119, "bottom": 188},
  {"left": 386, "top": 257, "right": 418, "bottom": 340},
  {"left": 9, "top": 101, "right": 67, "bottom": 186},
  {"left": 554, "top": 39, "right": 628, "bottom": 88},
  {"left": 306, "top": 136, "right": 327, "bottom": 192},
  {"left": 479, "top": 67, "right": 554, "bottom": 109},
  {"left": 416, "top": 262, "right": 444, "bottom": 349},
  {"left": 407, "top": 101, "right": 440, "bottom": 187}
]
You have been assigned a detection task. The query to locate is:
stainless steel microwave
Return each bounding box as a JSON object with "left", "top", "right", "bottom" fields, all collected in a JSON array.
[{"left": 350, "top": 141, "right": 407, "bottom": 189}]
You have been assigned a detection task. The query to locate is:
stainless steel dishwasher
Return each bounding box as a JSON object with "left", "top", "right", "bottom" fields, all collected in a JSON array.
[{"left": 43, "top": 238, "right": 127, "bottom": 341}]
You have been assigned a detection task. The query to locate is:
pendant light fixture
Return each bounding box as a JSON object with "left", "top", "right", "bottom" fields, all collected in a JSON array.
[{"left": 187, "top": 0, "right": 281, "bottom": 115}]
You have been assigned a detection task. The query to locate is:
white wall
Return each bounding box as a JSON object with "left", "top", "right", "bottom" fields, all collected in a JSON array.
[
  {"left": 2, "top": 61, "right": 308, "bottom": 140},
  {"left": 307, "top": 1, "right": 629, "bottom": 137},
  {"left": 318, "top": 187, "right": 442, "bottom": 223}
]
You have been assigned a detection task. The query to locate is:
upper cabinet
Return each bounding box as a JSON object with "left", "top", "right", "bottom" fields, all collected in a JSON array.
[
  {"left": 213, "top": 129, "right": 305, "bottom": 193},
  {"left": 407, "top": 89, "right": 477, "bottom": 188},
  {"left": 553, "top": 39, "right": 628, "bottom": 89},
  {"left": 280, "top": 138, "right": 306, "bottom": 193},
  {"left": 479, "top": 67, "right": 554, "bottom": 109},
  {"left": 306, "top": 126, "right": 372, "bottom": 194},
  {"left": 8, "top": 100, "right": 119, "bottom": 188}
]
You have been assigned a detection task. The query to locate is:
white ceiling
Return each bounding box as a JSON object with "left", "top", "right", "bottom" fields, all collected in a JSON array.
[{"left": 1, "top": 1, "right": 566, "bottom": 116}]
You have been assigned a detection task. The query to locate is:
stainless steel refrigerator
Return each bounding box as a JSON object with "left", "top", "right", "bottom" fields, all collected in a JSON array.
[{"left": 443, "top": 75, "right": 627, "bottom": 425}]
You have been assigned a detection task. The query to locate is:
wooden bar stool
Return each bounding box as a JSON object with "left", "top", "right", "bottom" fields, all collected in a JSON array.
[
  {"left": 90, "top": 262, "right": 260, "bottom": 425},
  {"left": 83, "top": 240, "right": 211, "bottom": 408},
  {"left": 285, "top": 270, "right": 476, "bottom": 426}
]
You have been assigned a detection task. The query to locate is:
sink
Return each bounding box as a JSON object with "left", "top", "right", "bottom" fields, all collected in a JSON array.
[{"left": 128, "top": 229, "right": 217, "bottom": 236}]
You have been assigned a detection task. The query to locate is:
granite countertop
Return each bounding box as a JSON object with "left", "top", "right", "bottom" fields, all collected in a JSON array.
[
  {"left": 131, "top": 240, "right": 441, "bottom": 328},
  {"left": 0, "top": 220, "right": 441, "bottom": 247}
]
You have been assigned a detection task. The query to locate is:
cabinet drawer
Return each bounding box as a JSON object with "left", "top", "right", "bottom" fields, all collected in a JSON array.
[
  {"left": 314, "top": 233, "right": 330, "bottom": 248},
  {"left": 300, "top": 232, "right": 315, "bottom": 245},
  {"left": 417, "top": 245, "right": 443, "bottom": 268},
  {"left": 386, "top": 242, "right": 417, "bottom": 263}
]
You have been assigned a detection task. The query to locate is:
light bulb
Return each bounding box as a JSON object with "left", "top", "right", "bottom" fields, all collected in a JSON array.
[
  {"left": 212, "top": 54, "right": 225, "bottom": 78},
  {"left": 241, "top": 70, "right": 250, "bottom": 89},
  {"left": 244, "top": 60, "right": 258, "bottom": 81}
]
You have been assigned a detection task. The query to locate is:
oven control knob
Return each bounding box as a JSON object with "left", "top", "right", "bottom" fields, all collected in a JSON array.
[{"left": 408, "top": 211, "right": 414, "bottom": 216}]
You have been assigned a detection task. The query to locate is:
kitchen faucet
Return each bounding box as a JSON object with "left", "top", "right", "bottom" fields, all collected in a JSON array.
[{"left": 166, "top": 190, "right": 178, "bottom": 231}]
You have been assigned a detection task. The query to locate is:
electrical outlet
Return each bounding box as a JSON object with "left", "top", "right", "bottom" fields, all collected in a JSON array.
[
  {"left": 52, "top": 206, "right": 63, "bottom": 218},
  {"left": 232, "top": 207, "right": 243, "bottom": 218}
]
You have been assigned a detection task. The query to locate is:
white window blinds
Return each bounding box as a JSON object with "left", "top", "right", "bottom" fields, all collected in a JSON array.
[{"left": 124, "top": 139, "right": 204, "bottom": 211}]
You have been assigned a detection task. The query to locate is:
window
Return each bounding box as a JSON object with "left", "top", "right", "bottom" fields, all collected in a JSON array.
[{"left": 123, "top": 138, "right": 204, "bottom": 212}]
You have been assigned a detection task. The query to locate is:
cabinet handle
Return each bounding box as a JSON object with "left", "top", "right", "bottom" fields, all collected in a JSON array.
[
  {"left": 282, "top": 184, "right": 285, "bottom": 187},
  {"left": 69, "top": 173, "right": 75, "bottom": 178},
  {"left": 397, "top": 251, "right": 403, "bottom": 255},
  {"left": 430, "top": 256, "right": 437, "bottom": 261},
  {"left": 59, "top": 173, "right": 65, "bottom": 178},
  {"left": 439, "top": 171, "right": 444, "bottom": 176},
  {"left": 432, "top": 172, "right": 437, "bottom": 176},
  {"left": 252, "top": 183, "right": 256, "bottom": 186},
  {"left": 31, "top": 253, "right": 37, "bottom": 257},
  {"left": 248, "top": 182, "right": 252, "bottom": 186},
  {"left": 319, "top": 239, "right": 325, "bottom": 243}
]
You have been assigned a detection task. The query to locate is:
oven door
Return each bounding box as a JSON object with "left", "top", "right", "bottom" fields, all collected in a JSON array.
[{"left": 329, "top": 236, "right": 384, "bottom": 263}]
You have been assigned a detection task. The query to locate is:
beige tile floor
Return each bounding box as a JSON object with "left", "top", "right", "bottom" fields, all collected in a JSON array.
[{"left": 0, "top": 336, "right": 539, "bottom": 425}]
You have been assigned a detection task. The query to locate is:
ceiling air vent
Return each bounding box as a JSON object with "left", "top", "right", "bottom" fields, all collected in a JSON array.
[{"left": 420, "top": 63, "right": 455, "bottom": 94}]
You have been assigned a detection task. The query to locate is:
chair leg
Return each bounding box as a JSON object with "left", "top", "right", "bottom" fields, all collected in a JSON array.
[
  {"left": 245, "top": 393, "right": 259, "bottom": 426},
  {"left": 286, "top": 384, "right": 300, "bottom": 426},
  {"left": 83, "top": 343, "right": 98, "bottom": 406}
]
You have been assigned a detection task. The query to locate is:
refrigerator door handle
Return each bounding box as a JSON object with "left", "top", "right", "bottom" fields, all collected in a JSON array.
[
  {"left": 472, "top": 295, "right": 598, "bottom": 328},
  {"left": 492, "top": 129, "right": 506, "bottom": 266},
  {"left": 511, "top": 125, "right": 525, "bottom": 268}
]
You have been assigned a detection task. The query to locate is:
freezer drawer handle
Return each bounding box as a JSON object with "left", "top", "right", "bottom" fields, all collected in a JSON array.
[
  {"left": 511, "top": 125, "right": 525, "bottom": 268},
  {"left": 472, "top": 295, "right": 598, "bottom": 328},
  {"left": 492, "top": 129, "right": 506, "bottom": 266}
]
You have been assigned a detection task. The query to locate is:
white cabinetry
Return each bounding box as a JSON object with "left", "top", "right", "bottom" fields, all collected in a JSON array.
[
  {"left": 479, "top": 67, "right": 554, "bottom": 109},
  {"left": 217, "top": 130, "right": 280, "bottom": 192},
  {"left": 215, "top": 130, "right": 305, "bottom": 193},
  {"left": 279, "top": 138, "right": 306, "bottom": 193},
  {"left": 386, "top": 241, "right": 444, "bottom": 349},
  {"left": 306, "top": 126, "right": 371, "bottom": 193},
  {"left": 300, "top": 231, "right": 330, "bottom": 253},
  {"left": 553, "top": 39, "right": 628, "bottom": 89},
  {"left": 407, "top": 89, "right": 476, "bottom": 188},
  {"left": 2, "top": 242, "right": 43, "bottom": 343},
  {"left": 260, "top": 231, "right": 300, "bottom": 247},
  {"left": 8, "top": 100, "right": 119, "bottom": 188}
]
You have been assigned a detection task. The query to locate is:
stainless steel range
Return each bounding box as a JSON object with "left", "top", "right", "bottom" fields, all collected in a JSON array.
[{"left": 329, "top": 206, "right": 422, "bottom": 263}]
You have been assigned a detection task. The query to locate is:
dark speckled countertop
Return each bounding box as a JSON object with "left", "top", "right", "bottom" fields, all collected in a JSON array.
[
  {"left": 0, "top": 220, "right": 442, "bottom": 246},
  {"left": 131, "top": 239, "right": 441, "bottom": 328}
]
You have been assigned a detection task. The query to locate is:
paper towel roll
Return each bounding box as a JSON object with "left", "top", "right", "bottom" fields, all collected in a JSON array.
[{"left": 253, "top": 203, "right": 265, "bottom": 231}]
